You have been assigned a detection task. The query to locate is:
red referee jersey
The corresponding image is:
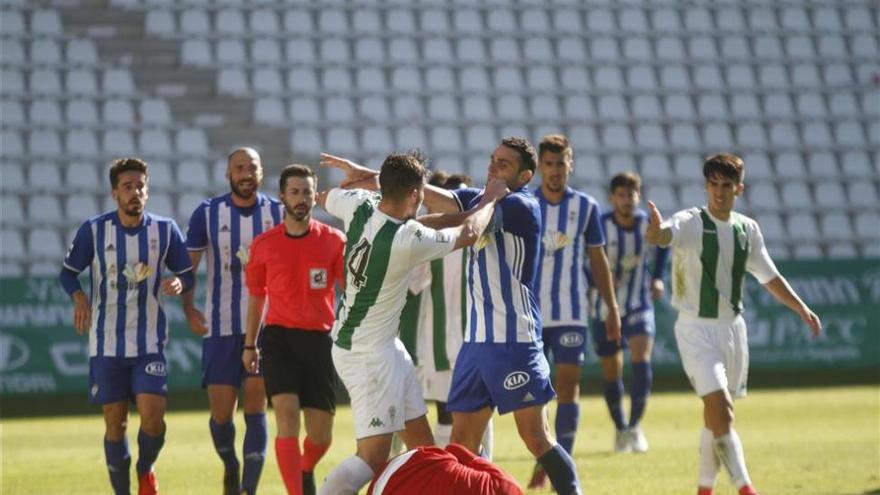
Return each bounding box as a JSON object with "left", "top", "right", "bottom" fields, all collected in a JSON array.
[{"left": 246, "top": 219, "right": 345, "bottom": 331}]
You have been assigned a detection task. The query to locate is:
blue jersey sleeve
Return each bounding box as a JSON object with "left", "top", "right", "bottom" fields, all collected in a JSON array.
[
  {"left": 651, "top": 245, "right": 670, "bottom": 280},
  {"left": 185, "top": 202, "right": 208, "bottom": 251},
  {"left": 584, "top": 199, "right": 606, "bottom": 247},
  {"left": 451, "top": 187, "right": 481, "bottom": 212},
  {"left": 63, "top": 221, "right": 94, "bottom": 273},
  {"left": 498, "top": 192, "right": 541, "bottom": 239}
]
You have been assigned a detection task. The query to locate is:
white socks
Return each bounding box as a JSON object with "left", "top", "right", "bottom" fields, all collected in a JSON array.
[
  {"left": 698, "top": 428, "right": 720, "bottom": 488},
  {"left": 713, "top": 428, "right": 752, "bottom": 489},
  {"left": 434, "top": 423, "right": 452, "bottom": 447},
  {"left": 318, "top": 455, "right": 374, "bottom": 495},
  {"left": 480, "top": 418, "right": 494, "bottom": 461}
]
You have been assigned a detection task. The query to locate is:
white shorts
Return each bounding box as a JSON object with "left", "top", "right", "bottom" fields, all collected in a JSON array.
[
  {"left": 674, "top": 314, "right": 749, "bottom": 399},
  {"left": 416, "top": 367, "right": 453, "bottom": 403},
  {"left": 332, "top": 338, "right": 428, "bottom": 440}
]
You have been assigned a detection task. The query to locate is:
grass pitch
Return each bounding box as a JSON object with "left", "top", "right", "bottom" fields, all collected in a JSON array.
[{"left": 2, "top": 386, "right": 877, "bottom": 494}]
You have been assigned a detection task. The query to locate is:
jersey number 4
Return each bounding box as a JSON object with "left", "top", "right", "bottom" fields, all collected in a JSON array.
[{"left": 347, "top": 238, "right": 372, "bottom": 289}]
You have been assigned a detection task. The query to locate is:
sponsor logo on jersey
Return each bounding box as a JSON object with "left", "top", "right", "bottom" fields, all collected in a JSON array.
[
  {"left": 503, "top": 371, "right": 530, "bottom": 390},
  {"left": 144, "top": 361, "right": 166, "bottom": 376},
  {"left": 91, "top": 384, "right": 99, "bottom": 397},
  {"left": 369, "top": 417, "right": 385, "bottom": 428},
  {"left": 310, "top": 268, "right": 328, "bottom": 289},
  {"left": 559, "top": 331, "right": 584, "bottom": 348}
]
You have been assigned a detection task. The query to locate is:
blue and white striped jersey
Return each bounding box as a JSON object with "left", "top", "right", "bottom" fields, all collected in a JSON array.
[
  {"left": 185, "top": 192, "right": 283, "bottom": 338},
  {"left": 535, "top": 187, "right": 605, "bottom": 328},
  {"left": 453, "top": 186, "right": 542, "bottom": 344},
  {"left": 63, "top": 212, "right": 193, "bottom": 358},
  {"left": 592, "top": 209, "right": 669, "bottom": 320}
]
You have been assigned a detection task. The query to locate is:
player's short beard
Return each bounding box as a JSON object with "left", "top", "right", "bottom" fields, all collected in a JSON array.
[
  {"left": 230, "top": 178, "right": 258, "bottom": 200},
  {"left": 122, "top": 200, "right": 143, "bottom": 217},
  {"left": 286, "top": 203, "right": 311, "bottom": 222}
]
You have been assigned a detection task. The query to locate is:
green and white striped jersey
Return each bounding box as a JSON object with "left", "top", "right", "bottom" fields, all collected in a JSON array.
[
  {"left": 663, "top": 207, "right": 779, "bottom": 320},
  {"left": 325, "top": 188, "right": 458, "bottom": 352},
  {"left": 409, "top": 248, "right": 467, "bottom": 373}
]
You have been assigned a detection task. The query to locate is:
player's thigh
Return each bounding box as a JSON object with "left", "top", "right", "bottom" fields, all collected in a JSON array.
[
  {"left": 543, "top": 325, "right": 588, "bottom": 366},
  {"left": 622, "top": 310, "right": 656, "bottom": 363},
  {"left": 201, "top": 335, "right": 247, "bottom": 389},
  {"left": 242, "top": 376, "right": 267, "bottom": 414},
  {"left": 302, "top": 407, "right": 334, "bottom": 445},
  {"left": 297, "top": 331, "right": 337, "bottom": 413},
  {"left": 333, "top": 344, "right": 411, "bottom": 439},
  {"left": 512, "top": 403, "right": 554, "bottom": 456},
  {"left": 590, "top": 319, "right": 625, "bottom": 359},
  {"left": 271, "top": 393, "right": 301, "bottom": 437},
  {"left": 627, "top": 334, "right": 654, "bottom": 363},
  {"left": 206, "top": 384, "right": 239, "bottom": 422},
  {"left": 102, "top": 400, "right": 130, "bottom": 439},
  {"left": 674, "top": 319, "right": 729, "bottom": 397},
  {"left": 553, "top": 363, "right": 582, "bottom": 402},
  {"left": 399, "top": 414, "right": 433, "bottom": 449},
  {"left": 480, "top": 343, "right": 555, "bottom": 415}
]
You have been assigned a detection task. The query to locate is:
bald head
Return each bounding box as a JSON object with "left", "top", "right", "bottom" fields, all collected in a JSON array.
[{"left": 226, "top": 147, "right": 263, "bottom": 200}]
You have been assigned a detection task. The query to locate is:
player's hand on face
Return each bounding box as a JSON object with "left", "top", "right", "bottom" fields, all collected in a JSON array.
[
  {"left": 651, "top": 278, "right": 666, "bottom": 300},
  {"left": 73, "top": 295, "right": 92, "bottom": 335},
  {"left": 242, "top": 348, "right": 259, "bottom": 374},
  {"left": 320, "top": 153, "right": 377, "bottom": 187},
  {"left": 161, "top": 277, "right": 183, "bottom": 296},
  {"left": 185, "top": 307, "right": 209, "bottom": 336},
  {"left": 482, "top": 177, "right": 510, "bottom": 203}
]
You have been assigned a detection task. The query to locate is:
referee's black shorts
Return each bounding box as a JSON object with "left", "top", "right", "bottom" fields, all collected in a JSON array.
[{"left": 260, "top": 325, "right": 337, "bottom": 413}]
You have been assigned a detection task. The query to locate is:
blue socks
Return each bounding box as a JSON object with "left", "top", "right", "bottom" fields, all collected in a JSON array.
[
  {"left": 629, "top": 361, "right": 653, "bottom": 428},
  {"left": 242, "top": 413, "right": 268, "bottom": 494},
  {"left": 135, "top": 428, "right": 165, "bottom": 476},
  {"left": 210, "top": 418, "right": 240, "bottom": 472},
  {"left": 603, "top": 379, "right": 627, "bottom": 430},
  {"left": 104, "top": 437, "right": 131, "bottom": 495},
  {"left": 538, "top": 444, "right": 582, "bottom": 495},
  {"left": 554, "top": 402, "right": 580, "bottom": 454}
]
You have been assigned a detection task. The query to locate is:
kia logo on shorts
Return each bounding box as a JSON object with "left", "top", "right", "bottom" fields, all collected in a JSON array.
[
  {"left": 144, "top": 361, "right": 166, "bottom": 376},
  {"left": 0, "top": 333, "right": 30, "bottom": 372},
  {"left": 560, "top": 332, "right": 584, "bottom": 348},
  {"left": 503, "top": 371, "right": 530, "bottom": 390}
]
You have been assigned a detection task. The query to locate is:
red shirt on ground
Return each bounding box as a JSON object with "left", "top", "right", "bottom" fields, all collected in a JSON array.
[
  {"left": 368, "top": 443, "right": 524, "bottom": 495},
  {"left": 246, "top": 219, "right": 345, "bottom": 331}
]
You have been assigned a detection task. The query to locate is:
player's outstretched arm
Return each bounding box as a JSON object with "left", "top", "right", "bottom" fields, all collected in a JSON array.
[
  {"left": 71, "top": 290, "right": 91, "bottom": 335},
  {"left": 242, "top": 294, "right": 267, "bottom": 373},
  {"left": 763, "top": 276, "right": 823, "bottom": 337},
  {"left": 320, "top": 152, "right": 379, "bottom": 189},
  {"left": 452, "top": 177, "right": 509, "bottom": 250},
  {"left": 645, "top": 201, "right": 673, "bottom": 246}
]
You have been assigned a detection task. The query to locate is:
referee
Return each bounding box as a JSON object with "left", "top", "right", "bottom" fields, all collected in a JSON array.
[{"left": 242, "top": 164, "right": 345, "bottom": 495}]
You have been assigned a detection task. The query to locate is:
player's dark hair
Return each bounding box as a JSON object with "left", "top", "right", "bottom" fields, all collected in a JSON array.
[
  {"left": 428, "top": 170, "right": 449, "bottom": 188},
  {"left": 610, "top": 172, "right": 642, "bottom": 193},
  {"left": 501, "top": 136, "right": 538, "bottom": 174},
  {"left": 380, "top": 150, "right": 428, "bottom": 202},
  {"left": 538, "top": 134, "right": 573, "bottom": 161},
  {"left": 444, "top": 173, "right": 472, "bottom": 190},
  {"left": 109, "top": 157, "right": 148, "bottom": 188},
  {"left": 279, "top": 164, "right": 316, "bottom": 192},
  {"left": 703, "top": 153, "right": 745, "bottom": 184}
]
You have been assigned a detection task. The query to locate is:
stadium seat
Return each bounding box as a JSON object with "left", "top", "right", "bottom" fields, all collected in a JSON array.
[
  {"left": 635, "top": 125, "right": 665, "bottom": 148},
  {"left": 664, "top": 94, "right": 695, "bottom": 119},
  {"left": 598, "top": 95, "right": 627, "bottom": 120},
  {"left": 568, "top": 125, "right": 599, "bottom": 150},
  {"left": 253, "top": 68, "right": 284, "bottom": 94},
  {"left": 139, "top": 98, "right": 172, "bottom": 124},
  {"left": 355, "top": 67, "right": 385, "bottom": 91},
  {"left": 428, "top": 95, "right": 459, "bottom": 121},
  {"left": 530, "top": 94, "right": 560, "bottom": 121},
  {"left": 820, "top": 212, "right": 853, "bottom": 239},
  {"left": 30, "top": 40, "right": 63, "bottom": 65},
  {"left": 65, "top": 129, "right": 99, "bottom": 157},
  {"left": 145, "top": 9, "right": 176, "bottom": 35},
  {"left": 396, "top": 126, "right": 427, "bottom": 150},
  {"left": 787, "top": 213, "right": 820, "bottom": 241},
  {"left": 65, "top": 162, "right": 101, "bottom": 192},
  {"left": 102, "top": 69, "right": 136, "bottom": 95},
  {"left": 1, "top": 228, "right": 26, "bottom": 259},
  {"left": 602, "top": 125, "right": 632, "bottom": 149},
  {"left": 176, "top": 128, "right": 209, "bottom": 155},
  {"left": 182, "top": 39, "right": 212, "bottom": 66},
  {"left": 462, "top": 95, "right": 491, "bottom": 121},
  {"left": 748, "top": 182, "right": 780, "bottom": 210},
  {"left": 1, "top": 262, "right": 23, "bottom": 276},
  {"left": 0, "top": 162, "right": 25, "bottom": 193},
  {"left": 390, "top": 39, "right": 419, "bottom": 63},
  {"left": 175, "top": 160, "right": 210, "bottom": 189},
  {"left": 1, "top": 39, "right": 25, "bottom": 65},
  {"left": 322, "top": 67, "right": 351, "bottom": 92},
  {"left": 627, "top": 65, "right": 657, "bottom": 90},
  {"left": 148, "top": 192, "right": 174, "bottom": 218},
  {"left": 65, "top": 195, "right": 99, "bottom": 223},
  {"left": 217, "top": 68, "right": 249, "bottom": 95},
  {"left": 66, "top": 98, "right": 99, "bottom": 124},
  {"left": 102, "top": 129, "right": 135, "bottom": 156},
  {"left": 840, "top": 151, "right": 874, "bottom": 178},
  {"left": 391, "top": 67, "right": 420, "bottom": 90},
  {"left": 669, "top": 124, "right": 700, "bottom": 148},
  {"left": 28, "top": 163, "right": 63, "bottom": 192},
  {"left": 815, "top": 182, "right": 848, "bottom": 208},
  {"left": 848, "top": 182, "right": 879, "bottom": 207},
  {"left": 250, "top": 9, "right": 280, "bottom": 34},
  {"left": 359, "top": 96, "right": 390, "bottom": 122},
  {"left": 216, "top": 40, "right": 247, "bottom": 64},
  {"left": 827, "top": 244, "right": 857, "bottom": 259},
  {"left": 324, "top": 97, "right": 355, "bottom": 122},
  {"left": 781, "top": 182, "right": 812, "bottom": 208},
  {"left": 27, "top": 195, "right": 63, "bottom": 226},
  {"left": 1, "top": 9, "right": 25, "bottom": 36},
  {"left": 854, "top": 212, "right": 880, "bottom": 240},
  {"left": 29, "top": 130, "right": 62, "bottom": 157},
  {"left": 251, "top": 39, "right": 282, "bottom": 64},
  {"left": 792, "top": 244, "right": 822, "bottom": 259},
  {"left": 180, "top": 9, "right": 210, "bottom": 35},
  {"left": 456, "top": 38, "right": 486, "bottom": 63},
  {"left": 392, "top": 96, "right": 422, "bottom": 120},
  {"left": 66, "top": 39, "right": 99, "bottom": 66},
  {"left": 741, "top": 152, "right": 773, "bottom": 180},
  {"left": 216, "top": 9, "right": 245, "bottom": 35},
  {"left": 645, "top": 184, "right": 676, "bottom": 212},
  {"left": 254, "top": 97, "right": 286, "bottom": 125},
  {"left": 320, "top": 39, "right": 349, "bottom": 63},
  {"left": 362, "top": 127, "right": 393, "bottom": 154},
  {"left": 290, "top": 128, "right": 322, "bottom": 154},
  {"left": 431, "top": 126, "right": 462, "bottom": 152},
  {"left": 177, "top": 192, "right": 206, "bottom": 223},
  {"left": 1, "top": 99, "right": 24, "bottom": 125},
  {"left": 639, "top": 155, "right": 672, "bottom": 183},
  {"left": 1, "top": 69, "right": 25, "bottom": 96},
  {"left": 146, "top": 161, "right": 173, "bottom": 189},
  {"left": 326, "top": 128, "right": 358, "bottom": 155},
  {"left": 31, "top": 69, "right": 63, "bottom": 96},
  {"left": 775, "top": 153, "right": 806, "bottom": 178},
  {"left": 755, "top": 213, "right": 786, "bottom": 243},
  {"left": 565, "top": 95, "right": 594, "bottom": 120},
  {"left": 493, "top": 67, "right": 524, "bottom": 92},
  {"left": 103, "top": 98, "right": 135, "bottom": 124},
  {"left": 29, "top": 99, "right": 62, "bottom": 125},
  {"left": 835, "top": 121, "right": 866, "bottom": 146},
  {"left": 290, "top": 97, "right": 321, "bottom": 123},
  {"left": 804, "top": 152, "right": 838, "bottom": 179},
  {"left": 736, "top": 123, "right": 767, "bottom": 147},
  {"left": 138, "top": 129, "right": 172, "bottom": 156},
  {"left": 65, "top": 69, "right": 98, "bottom": 96}
]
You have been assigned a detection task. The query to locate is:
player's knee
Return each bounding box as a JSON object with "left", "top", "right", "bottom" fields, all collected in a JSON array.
[{"left": 519, "top": 429, "right": 552, "bottom": 457}]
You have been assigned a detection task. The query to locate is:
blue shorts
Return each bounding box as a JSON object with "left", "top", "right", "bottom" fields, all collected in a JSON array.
[
  {"left": 541, "top": 325, "right": 588, "bottom": 366},
  {"left": 201, "top": 334, "right": 261, "bottom": 388},
  {"left": 447, "top": 342, "right": 555, "bottom": 415},
  {"left": 591, "top": 310, "right": 656, "bottom": 357},
  {"left": 88, "top": 354, "right": 168, "bottom": 405}
]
